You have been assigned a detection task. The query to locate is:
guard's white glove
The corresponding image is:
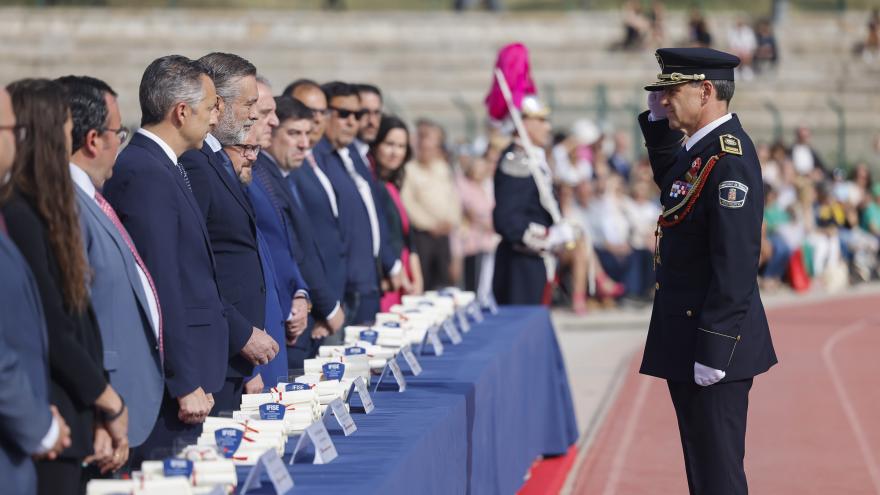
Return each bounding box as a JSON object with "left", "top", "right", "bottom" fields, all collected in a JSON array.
[
  {"left": 647, "top": 91, "right": 667, "bottom": 121},
  {"left": 694, "top": 362, "right": 726, "bottom": 387},
  {"left": 523, "top": 223, "right": 549, "bottom": 252},
  {"left": 547, "top": 223, "right": 575, "bottom": 249}
]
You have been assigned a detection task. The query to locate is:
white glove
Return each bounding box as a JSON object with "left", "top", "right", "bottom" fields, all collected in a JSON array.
[
  {"left": 546, "top": 223, "right": 575, "bottom": 249},
  {"left": 522, "top": 223, "right": 550, "bottom": 252},
  {"left": 647, "top": 91, "right": 667, "bottom": 121},
  {"left": 694, "top": 362, "right": 726, "bottom": 387}
]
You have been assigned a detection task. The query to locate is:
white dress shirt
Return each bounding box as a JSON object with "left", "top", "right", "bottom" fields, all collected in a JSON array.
[
  {"left": 306, "top": 151, "right": 339, "bottom": 218},
  {"left": 137, "top": 128, "right": 179, "bottom": 164},
  {"left": 70, "top": 163, "right": 161, "bottom": 338},
  {"left": 338, "top": 147, "right": 381, "bottom": 257},
  {"left": 685, "top": 113, "right": 733, "bottom": 151}
]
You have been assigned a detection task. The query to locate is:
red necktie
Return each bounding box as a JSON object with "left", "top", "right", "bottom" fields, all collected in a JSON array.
[{"left": 94, "top": 191, "right": 164, "bottom": 360}]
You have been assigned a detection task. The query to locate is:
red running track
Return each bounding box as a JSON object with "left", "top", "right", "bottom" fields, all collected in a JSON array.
[{"left": 572, "top": 294, "right": 880, "bottom": 495}]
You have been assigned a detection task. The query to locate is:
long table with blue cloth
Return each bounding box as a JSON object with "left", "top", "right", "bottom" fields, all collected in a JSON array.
[{"left": 239, "top": 305, "right": 578, "bottom": 494}]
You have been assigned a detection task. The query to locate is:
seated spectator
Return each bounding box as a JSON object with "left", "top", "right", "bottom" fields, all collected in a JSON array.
[
  {"left": 811, "top": 182, "right": 848, "bottom": 290},
  {"left": 761, "top": 184, "right": 792, "bottom": 290},
  {"left": 563, "top": 180, "right": 624, "bottom": 312},
  {"left": 552, "top": 119, "right": 600, "bottom": 186},
  {"left": 607, "top": 131, "right": 633, "bottom": 180},
  {"left": 648, "top": 1, "right": 666, "bottom": 46},
  {"left": 791, "top": 127, "right": 827, "bottom": 179},
  {"left": 753, "top": 19, "right": 779, "bottom": 73},
  {"left": 860, "top": 183, "right": 880, "bottom": 241},
  {"left": 612, "top": 1, "right": 651, "bottom": 51},
  {"left": 688, "top": 9, "right": 712, "bottom": 47},
  {"left": 727, "top": 18, "right": 757, "bottom": 80},
  {"left": 854, "top": 8, "right": 880, "bottom": 62},
  {"left": 588, "top": 175, "right": 653, "bottom": 302}
]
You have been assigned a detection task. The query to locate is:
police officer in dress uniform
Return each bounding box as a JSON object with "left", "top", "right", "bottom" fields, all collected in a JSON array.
[
  {"left": 492, "top": 96, "right": 574, "bottom": 305},
  {"left": 639, "top": 48, "right": 777, "bottom": 495}
]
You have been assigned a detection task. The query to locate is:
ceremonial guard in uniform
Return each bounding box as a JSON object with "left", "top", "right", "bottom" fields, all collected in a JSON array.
[
  {"left": 487, "top": 43, "right": 575, "bottom": 305},
  {"left": 639, "top": 48, "right": 777, "bottom": 495}
]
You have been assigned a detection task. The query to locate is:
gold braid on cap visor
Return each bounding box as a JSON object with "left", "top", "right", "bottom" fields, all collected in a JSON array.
[{"left": 657, "top": 72, "right": 706, "bottom": 82}]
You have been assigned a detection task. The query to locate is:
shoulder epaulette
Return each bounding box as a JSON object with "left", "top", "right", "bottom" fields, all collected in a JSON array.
[
  {"left": 499, "top": 149, "right": 531, "bottom": 178},
  {"left": 719, "top": 134, "right": 742, "bottom": 156}
]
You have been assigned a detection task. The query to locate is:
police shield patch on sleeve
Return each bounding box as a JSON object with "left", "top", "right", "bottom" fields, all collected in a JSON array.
[
  {"left": 719, "top": 134, "right": 743, "bottom": 155},
  {"left": 719, "top": 181, "right": 748, "bottom": 208}
]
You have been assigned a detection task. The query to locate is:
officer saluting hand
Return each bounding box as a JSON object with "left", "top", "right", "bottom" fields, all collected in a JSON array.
[{"left": 638, "top": 48, "right": 777, "bottom": 495}]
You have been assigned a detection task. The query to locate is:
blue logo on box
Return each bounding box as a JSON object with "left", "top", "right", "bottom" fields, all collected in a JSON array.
[
  {"left": 382, "top": 321, "right": 401, "bottom": 328},
  {"left": 359, "top": 330, "right": 379, "bottom": 345},
  {"left": 323, "top": 362, "right": 345, "bottom": 381},
  {"left": 259, "top": 403, "right": 285, "bottom": 420},
  {"left": 214, "top": 428, "right": 244, "bottom": 458},
  {"left": 286, "top": 383, "right": 310, "bottom": 391},
  {"left": 345, "top": 347, "right": 367, "bottom": 356},
  {"left": 163, "top": 458, "right": 193, "bottom": 477}
]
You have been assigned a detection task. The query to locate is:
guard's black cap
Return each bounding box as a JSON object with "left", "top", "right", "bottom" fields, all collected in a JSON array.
[{"left": 644, "top": 47, "right": 741, "bottom": 91}]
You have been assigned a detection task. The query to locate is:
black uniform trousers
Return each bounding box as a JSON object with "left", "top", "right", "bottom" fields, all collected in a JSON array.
[{"left": 667, "top": 378, "right": 753, "bottom": 495}]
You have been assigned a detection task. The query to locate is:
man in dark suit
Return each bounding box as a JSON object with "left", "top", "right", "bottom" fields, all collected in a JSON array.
[
  {"left": 640, "top": 48, "right": 777, "bottom": 495},
  {"left": 58, "top": 76, "right": 164, "bottom": 470},
  {"left": 313, "top": 81, "right": 403, "bottom": 326},
  {"left": 0, "top": 86, "right": 71, "bottom": 495},
  {"left": 179, "top": 53, "right": 281, "bottom": 409},
  {"left": 255, "top": 93, "right": 346, "bottom": 366},
  {"left": 103, "top": 55, "right": 231, "bottom": 460},
  {"left": 288, "top": 80, "right": 349, "bottom": 344}
]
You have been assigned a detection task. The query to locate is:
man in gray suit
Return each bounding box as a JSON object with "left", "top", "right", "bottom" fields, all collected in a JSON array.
[
  {"left": 58, "top": 76, "right": 164, "bottom": 471},
  {"left": 0, "top": 87, "right": 71, "bottom": 494}
]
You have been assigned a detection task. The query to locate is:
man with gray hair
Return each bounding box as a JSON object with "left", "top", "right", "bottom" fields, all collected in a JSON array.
[
  {"left": 180, "top": 53, "right": 282, "bottom": 408},
  {"left": 103, "top": 55, "right": 226, "bottom": 462}
]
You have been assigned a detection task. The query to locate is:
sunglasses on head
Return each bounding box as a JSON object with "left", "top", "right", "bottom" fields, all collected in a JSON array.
[{"left": 329, "top": 106, "right": 367, "bottom": 120}]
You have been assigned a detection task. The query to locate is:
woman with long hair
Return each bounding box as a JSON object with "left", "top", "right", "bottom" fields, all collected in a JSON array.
[
  {"left": 369, "top": 114, "right": 424, "bottom": 310},
  {"left": 1, "top": 79, "right": 129, "bottom": 494}
]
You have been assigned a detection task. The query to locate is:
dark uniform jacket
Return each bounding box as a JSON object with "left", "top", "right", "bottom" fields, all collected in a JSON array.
[
  {"left": 638, "top": 111, "right": 777, "bottom": 382},
  {"left": 492, "top": 144, "right": 553, "bottom": 305}
]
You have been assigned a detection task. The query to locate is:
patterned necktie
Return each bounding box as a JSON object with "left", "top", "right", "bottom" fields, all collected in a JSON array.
[
  {"left": 338, "top": 148, "right": 381, "bottom": 257},
  {"left": 94, "top": 191, "right": 164, "bottom": 360},
  {"left": 175, "top": 162, "right": 192, "bottom": 191}
]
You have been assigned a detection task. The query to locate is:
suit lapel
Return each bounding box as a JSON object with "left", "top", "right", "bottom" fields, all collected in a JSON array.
[
  {"left": 205, "top": 146, "right": 256, "bottom": 222},
  {"left": 129, "top": 134, "right": 216, "bottom": 267},
  {"left": 76, "top": 187, "right": 155, "bottom": 336}
]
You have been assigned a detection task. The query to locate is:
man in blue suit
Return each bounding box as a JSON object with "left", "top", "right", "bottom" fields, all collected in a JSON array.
[
  {"left": 313, "top": 81, "right": 403, "bottom": 326},
  {"left": 288, "top": 80, "right": 349, "bottom": 344},
  {"left": 104, "top": 56, "right": 235, "bottom": 461},
  {"left": 0, "top": 87, "right": 71, "bottom": 494},
  {"left": 58, "top": 76, "right": 164, "bottom": 470},
  {"left": 180, "top": 54, "right": 284, "bottom": 406},
  {"left": 252, "top": 89, "right": 345, "bottom": 367}
]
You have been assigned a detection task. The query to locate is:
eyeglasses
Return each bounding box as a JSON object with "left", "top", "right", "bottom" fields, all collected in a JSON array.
[
  {"left": 305, "top": 106, "right": 331, "bottom": 119},
  {"left": 101, "top": 126, "right": 130, "bottom": 143},
  {"left": 231, "top": 143, "right": 262, "bottom": 158},
  {"left": 0, "top": 124, "right": 27, "bottom": 142},
  {"left": 329, "top": 107, "right": 367, "bottom": 120}
]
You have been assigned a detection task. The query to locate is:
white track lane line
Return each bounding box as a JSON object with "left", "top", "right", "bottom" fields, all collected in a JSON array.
[
  {"left": 600, "top": 377, "right": 652, "bottom": 495},
  {"left": 822, "top": 318, "right": 880, "bottom": 495}
]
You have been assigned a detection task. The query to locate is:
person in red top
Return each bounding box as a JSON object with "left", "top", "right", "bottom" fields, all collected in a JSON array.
[{"left": 369, "top": 115, "right": 424, "bottom": 310}]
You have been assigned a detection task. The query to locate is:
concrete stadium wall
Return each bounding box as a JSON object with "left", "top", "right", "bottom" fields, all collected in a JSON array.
[{"left": 1, "top": 7, "right": 878, "bottom": 164}]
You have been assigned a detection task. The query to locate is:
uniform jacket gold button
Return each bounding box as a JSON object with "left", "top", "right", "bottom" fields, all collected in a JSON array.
[
  {"left": 655, "top": 282, "right": 660, "bottom": 290},
  {"left": 686, "top": 310, "right": 693, "bottom": 317}
]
